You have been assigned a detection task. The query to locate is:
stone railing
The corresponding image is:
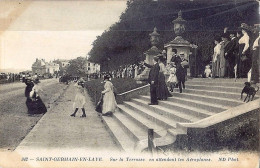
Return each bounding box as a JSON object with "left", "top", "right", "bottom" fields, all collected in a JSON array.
[
  {"left": 173, "top": 99, "right": 260, "bottom": 151},
  {"left": 116, "top": 84, "right": 150, "bottom": 104}
]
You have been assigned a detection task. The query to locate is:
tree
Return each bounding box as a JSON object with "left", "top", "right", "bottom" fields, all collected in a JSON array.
[
  {"left": 66, "top": 57, "right": 87, "bottom": 77},
  {"left": 88, "top": 0, "right": 258, "bottom": 71}
]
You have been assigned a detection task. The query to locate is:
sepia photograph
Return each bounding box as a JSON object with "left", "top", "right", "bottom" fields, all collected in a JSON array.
[{"left": 0, "top": 0, "right": 259, "bottom": 167}]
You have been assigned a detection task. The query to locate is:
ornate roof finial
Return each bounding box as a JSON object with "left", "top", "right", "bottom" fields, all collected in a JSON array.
[
  {"left": 149, "top": 27, "right": 160, "bottom": 37},
  {"left": 178, "top": 10, "right": 182, "bottom": 18}
]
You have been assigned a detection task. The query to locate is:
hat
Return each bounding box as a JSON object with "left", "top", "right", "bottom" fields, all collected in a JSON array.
[
  {"left": 239, "top": 23, "right": 251, "bottom": 31},
  {"left": 103, "top": 74, "right": 111, "bottom": 80},
  {"left": 180, "top": 52, "right": 185, "bottom": 55}
]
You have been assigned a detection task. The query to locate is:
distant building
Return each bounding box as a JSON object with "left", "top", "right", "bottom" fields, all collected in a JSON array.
[
  {"left": 85, "top": 61, "right": 100, "bottom": 74},
  {"left": 32, "top": 58, "right": 60, "bottom": 76},
  {"left": 54, "top": 59, "right": 70, "bottom": 68}
]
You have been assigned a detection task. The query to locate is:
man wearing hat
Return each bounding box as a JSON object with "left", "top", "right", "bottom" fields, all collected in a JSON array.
[
  {"left": 172, "top": 52, "right": 188, "bottom": 93},
  {"left": 224, "top": 31, "right": 237, "bottom": 78},
  {"left": 143, "top": 56, "right": 160, "bottom": 105},
  {"left": 251, "top": 24, "right": 260, "bottom": 83}
]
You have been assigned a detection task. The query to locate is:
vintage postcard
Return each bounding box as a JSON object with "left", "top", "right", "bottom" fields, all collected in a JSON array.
[{"left": 0, "top": 0, "right": 259, "bottom": 168}]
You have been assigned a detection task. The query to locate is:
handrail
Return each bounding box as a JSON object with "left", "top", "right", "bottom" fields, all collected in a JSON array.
[
  {"left": 117, "top": 84, "right": 149, "bottom": 96},
  {"left": 179, "top": 99, "right": 260, "bottom": 129}
]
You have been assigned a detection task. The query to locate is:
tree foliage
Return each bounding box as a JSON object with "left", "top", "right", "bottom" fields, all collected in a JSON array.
[
  {"left": 88, "top": 0, "right": 258, "bottom": 71},
  {"left": 66, "top": 57, "right": 87, "bottom": 77}
]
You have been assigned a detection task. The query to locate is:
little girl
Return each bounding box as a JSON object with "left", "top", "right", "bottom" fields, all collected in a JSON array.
[
  {"left": 70, "top": 83, "right": 86, "bottom": 117},
  {"left": 167, "top": 62, "right": 177, "bottom": 92}
]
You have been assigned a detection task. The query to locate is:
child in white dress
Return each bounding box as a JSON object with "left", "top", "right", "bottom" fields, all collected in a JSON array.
[
  {"left": 70, "top": 83, "right": 86, "bottom": 117},
  {"left": 204, "top": 65, "right": 212, "bottom": 78},
  {"left": 167, "top": 62, "right": 177, "bottom": 92}
]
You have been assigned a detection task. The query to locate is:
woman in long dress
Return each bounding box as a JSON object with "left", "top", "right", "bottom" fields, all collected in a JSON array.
[
  {"left": 219, "top": 34, "right": 229, "bottom": 77},
  {"left": 212, "top": 37, "right": 222, "bottom": 78},
  {"left": 157, "top": 56, "right": 171, "bottom": 100},
  {"left": 238, "top": 23, "right": 251, "bottom": 78},
  {"left": 251, "top": 30, "right": 260, "bottom": 83},
  {"left": 101, "top": 75, "right": 117, "bottom": 116},
  {"left": 29, "top": 79, "right": 47, "bottom": 114},
  {"left": 25, "top": 78, "right": 34, "bottom": 114},
  {"left": 70, "top": 83, "right": 86, "bottom": 117}
]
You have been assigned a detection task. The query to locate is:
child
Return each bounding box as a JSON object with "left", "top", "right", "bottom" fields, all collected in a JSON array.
[
  {"left": 70, "top": 82, "right": 86, "bottom": 117},
  {"left": 167, "top": 62, "right": 177, "bottom": 92},
  {"left": 204, "top": 65, "right": 212, "bottom": 78}
]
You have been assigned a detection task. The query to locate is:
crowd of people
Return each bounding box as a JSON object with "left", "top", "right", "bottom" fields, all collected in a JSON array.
[
  {"left": 0, "top": 73, "right": 22, "bottom": 84},
  {"left": 99, "top": 63, "right": 146, "bottom": 79},
  {"left": 210, "top": 23, "right": 259, "bottom": 83}
]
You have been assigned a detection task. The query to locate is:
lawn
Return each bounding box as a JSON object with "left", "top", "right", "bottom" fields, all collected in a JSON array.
[{"left": 84, "top": 78, "right": 146, "bottom": 105}]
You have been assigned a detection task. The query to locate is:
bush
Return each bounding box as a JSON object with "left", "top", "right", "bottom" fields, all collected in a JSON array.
[{"left": 84, "top": 78, "right": 146, "bottom": 105}]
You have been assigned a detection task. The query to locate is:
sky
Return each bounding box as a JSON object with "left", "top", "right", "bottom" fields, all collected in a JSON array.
[{"left": 0, "top": 0, "right": 127, "bottom": 72}]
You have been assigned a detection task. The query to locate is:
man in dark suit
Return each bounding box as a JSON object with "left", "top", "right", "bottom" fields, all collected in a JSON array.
[
  {"left": 143, "top": 56, "right": 160, "bottom": 105},
  {"left": 224, "top": 32, "right": 237, "bottom": 78},
  {"left": 172, "top": 52, "right": 188, "bottom": 93}
]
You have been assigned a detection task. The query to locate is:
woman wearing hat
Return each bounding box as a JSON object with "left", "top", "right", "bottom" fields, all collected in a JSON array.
[
  {"left": 212, "top": 36, "right": 222, "bottom": 78},
  {"left": 101, "top": 74, "right": 117, "bottom": 116},
  {"left": 238, "top": 23, "right": 252, "bottom": 78},
  {"left": 157, "top": 55, "right": 171, "bottom": 100},
  {"left": 220, "top": 33, "right": 230, "bottom": 77},
  {"left": 29, "top": 79, "right": 47, "bottom": 115}
]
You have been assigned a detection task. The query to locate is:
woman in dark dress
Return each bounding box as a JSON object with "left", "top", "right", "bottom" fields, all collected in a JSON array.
[
  {"left": 25, "top": 78, "right": 34, "bottom": 114},
  {"left": 251, "top": 30, "right": 260, "bottom": 83},
  {"left": 157, "top": 55, "right": 171, "bottom": 100},
  {"left": 29, "top": 79, "right": 47, "bottom": 114}
]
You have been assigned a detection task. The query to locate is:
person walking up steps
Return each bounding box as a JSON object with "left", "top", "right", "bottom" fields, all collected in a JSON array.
[
  {"left": 70, "top": 82, "right": 86, "bottom": 117},
  {"left": 101, "top": 74, "right": 117, "bottom": 116}
]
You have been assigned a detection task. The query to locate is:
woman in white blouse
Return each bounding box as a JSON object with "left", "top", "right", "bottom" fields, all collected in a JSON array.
[
  {"left": 212, "top": 37, "right": 222, "bottom": 78},
  {"left": 238, "top": 23, "right": 252, "bottom": 78},
  {"left": 101, "top": 75, "right": 117, "bottom": 116}
]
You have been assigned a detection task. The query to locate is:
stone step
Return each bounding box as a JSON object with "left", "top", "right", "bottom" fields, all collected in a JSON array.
[
  {"left": 157, "top": 99, "right": 216, "bottom": 118},
  {"left": 185, "top": 84, "right": 241, "bottom": 93},
  {"left": 102, "top": 116, "right": 136, "bottom": 153},
  {"left": 189, "top": 78, "right": 247, "bottom": 82},
  {"left": 131, "top": 98, "right": 204, "bottom": 122},
  {"left": 117, "top": 107, "right": 166, "bottom": 139},
  {"left": 184, "top": 88, "right": 241, "bottom": 100},
  {"left": 186, "top": 81, "right": 245, "bottom": 88},
  {"left": 120, "top": 102, "right": 176, "bottom": 132},
  {"left": 171, "top": 92, "right": 243, "bottom": 107},
  {"left": 141, "top": 95, "right": 229, "bottom": 113},
  {"left": 113, "top": 111, "right": 147, "bottom": 142}
]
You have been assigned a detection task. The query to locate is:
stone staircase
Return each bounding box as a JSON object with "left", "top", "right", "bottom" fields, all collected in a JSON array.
[{"left": 102, "top": 78, "right": 257, "bottom": 153}]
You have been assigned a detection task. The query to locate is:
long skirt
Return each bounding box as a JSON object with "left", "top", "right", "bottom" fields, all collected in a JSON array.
[
  {"left": 102, "top": 91, "right": 117, "bottom": 115},
  {"left": 251, "top": 47, "right": 259, "bottom": 83},
  {"left": 212, "top": 59, "right": 220, "bottom": 77},
  {"left": 157, "top": 72, "right": 169, "bottom": 100},
  {"left": 27, "top": 97, "right": 47, "bottom": 114}
]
